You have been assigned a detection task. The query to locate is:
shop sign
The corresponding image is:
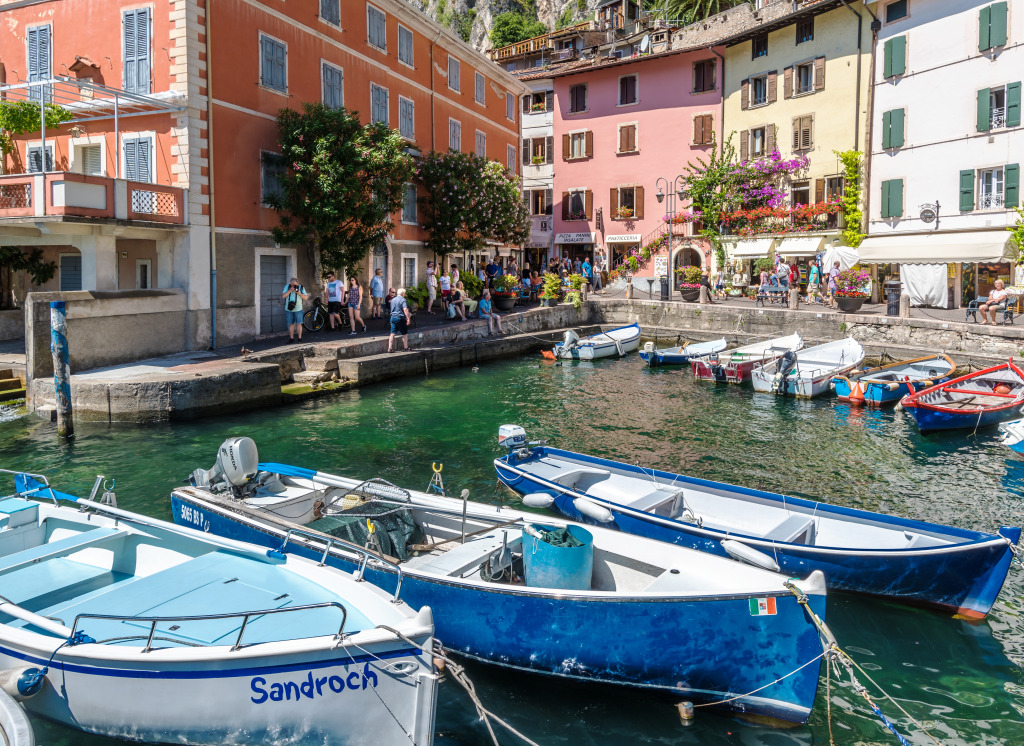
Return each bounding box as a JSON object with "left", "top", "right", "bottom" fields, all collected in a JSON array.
[
  {"left": 555, "top": 232, "right": 597, "bottom": 243},
  {"left": 606, "top": 234, "right": 642, "bottom": 243}
]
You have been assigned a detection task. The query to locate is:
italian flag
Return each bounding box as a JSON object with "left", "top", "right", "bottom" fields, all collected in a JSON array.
[{"left": 749, "top": 597, "right": 777, "bottom": 616}]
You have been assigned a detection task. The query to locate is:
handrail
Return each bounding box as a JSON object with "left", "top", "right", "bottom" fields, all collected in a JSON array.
[
  {"left": 279, "top": 527, "right": 405, "bottom": 604},
  {"left": 2, "top": 469, "right": 60, "bottom": 506},
  {"left": 69, "top": 601, "right": 348, "bottom": 653}
]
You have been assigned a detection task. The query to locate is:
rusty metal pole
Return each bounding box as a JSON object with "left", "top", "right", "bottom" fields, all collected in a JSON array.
[{"left": 50, "top": 301, "right": 73, "bottom": 438}]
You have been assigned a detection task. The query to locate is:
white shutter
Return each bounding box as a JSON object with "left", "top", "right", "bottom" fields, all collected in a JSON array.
[
  {"left": 81, "top": 145, "right": 103, "bottom": 175},
  {"left": 124, "top": 9, "right": 151, "bottom": 94}
]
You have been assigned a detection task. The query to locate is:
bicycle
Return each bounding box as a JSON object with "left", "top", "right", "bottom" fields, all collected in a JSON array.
[{"left": 303, "top": 298, "right": 350, "bottom": 333}]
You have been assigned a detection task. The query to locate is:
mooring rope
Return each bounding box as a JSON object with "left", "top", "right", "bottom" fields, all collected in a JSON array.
[{"left": 691, "top": 651, "right": 826, "bottom": 709}]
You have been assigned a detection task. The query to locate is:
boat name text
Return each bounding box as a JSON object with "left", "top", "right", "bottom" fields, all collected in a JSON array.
[{"left": 250, "top": 665, "right": 379, "bottom": 704}]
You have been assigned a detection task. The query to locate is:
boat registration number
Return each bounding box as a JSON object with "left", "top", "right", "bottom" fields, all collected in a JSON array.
[{"left": 180, "top": 503, "right": 210, "bottom": 531}]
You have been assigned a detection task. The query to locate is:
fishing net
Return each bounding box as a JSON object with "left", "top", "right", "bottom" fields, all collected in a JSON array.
[
  {"left": 536, "top": 526, "right": 584, "bottom": 548},
  {"left": 307, "top": 497, "right": 424, "bottom": 561}
]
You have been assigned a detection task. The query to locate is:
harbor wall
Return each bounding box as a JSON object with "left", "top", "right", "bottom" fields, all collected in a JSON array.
[{"left": 0, "top": 310, "right": 22, "bottom": 341}]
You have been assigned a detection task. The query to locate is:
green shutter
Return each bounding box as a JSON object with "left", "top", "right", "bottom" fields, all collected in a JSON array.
[
  {"left": 1006, "top": 164, "right": 1020, "bottom": 209},
  {"left": 881, "top": 110, "right": 891, "bottom": 149},
  {"left": 880, "top": 180, "right": 891, "bottom": 218},
  {"left": 883, "top": 39, "right": 893, "bottom": 78},
  {"left": 889, "top": 179, "right": 903, "bottom": 218},
  {"left": 991, "top": 2, "right": 1008, "bottom": 48},
  {"left": 980, "top": 5, "right": 992, "bottom": 50},
  {"left": 960, "top": 170, "right": 975, "bottom": 211},
  {"left": 885, "top": 36, "right": 906, "bottom": 77},
  {"left": 977, "top": 88, "right": 991, "bottom": 132},
  {"left": 1007, "top": 82, "right": 1021, "bottom": 128},
  {"left": 890, "top": 108, "right": 905, "bottom": 148}
]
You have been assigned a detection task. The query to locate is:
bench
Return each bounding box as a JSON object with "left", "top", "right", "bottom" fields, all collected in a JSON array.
[
  {"left": 762, "top": 514, "right": 816, "bottom": 545},
  {"left": 965, "top": 296, "right": 1015, "bottom": 325},
  {"left": 0, "top": 527, "right": 127, "bottom": 575},
  {"left": 412, "top": 532, "right": 515, "bottom": 578}
]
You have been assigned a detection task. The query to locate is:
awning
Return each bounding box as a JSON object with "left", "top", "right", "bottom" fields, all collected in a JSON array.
[
  {"left": 857, "top": 231, "right": 1015, "bottom": 264},
  {"left": 775, "top": 235, "right": 825, "bottom": 257},
  {"left": 729, "top": 238, "right": 776, "bottom": 258}
]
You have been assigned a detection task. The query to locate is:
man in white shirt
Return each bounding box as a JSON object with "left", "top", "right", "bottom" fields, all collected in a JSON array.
[
  {"left": 324, "top": 272, "right": 345, "bottom": 330},
  {"left": 425, "top": 261, "right": 438, "bottom": 314}
]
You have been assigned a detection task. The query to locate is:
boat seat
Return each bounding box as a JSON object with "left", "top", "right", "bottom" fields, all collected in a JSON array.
[
  {"left": 762, "top": 514, "right": 816, "bottom": 545},
  {"left": 550, "top": 467, "right": 612, "bottom": 491},
  {"left": 587, "top": 482, "right": 674, "bottom": 512},
  {"left": 0, "top": 527, "right": 127, "bottom": 575},
  {"left": 413, "top": 532, "right": 515, "bottom": 578}
]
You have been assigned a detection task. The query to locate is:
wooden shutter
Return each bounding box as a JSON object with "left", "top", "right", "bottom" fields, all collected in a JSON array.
[
  {"left": 609, "top": 187, "right": 619, "bottom": 216},
  {"left": 561, "top": 192, "right": 570, "bottom": 220},
  {"left": 635, "top": 185, "right": 644, "bottom": 218},
  {"left": 980, "top": 4, "right": 992, "bottom": 50},
  {"left": 629, "top": 125, "right": 637, "bottom": 151},
  {"left": 585, "top": 130, "right": 593, "bottom": 158},
  {"left": 584, "top": 190, "right": 593, "bottom": 219},
  {"left": 545, "top": 188, "right": 553, "bottom": 214},
  {"left": 545, "top": 135, "right": 554, "bottom": 164},
  {"left": 522, "top": 95, "right": 530, "bottom": 114},
  {"left": 885, "top": 36, "right": 906, "bottom": 77},
  {"left": 82, "top": 145, "right": 102, "bottom": 175},
  {"left": 880, "top": 180, "right": 891, "bottom": 218},
  {"left": 1005, "top": 164, "right": 1020, "bottom": 209},
  {"left": 881, "top": 110, "right": 892, "bottom": 149},
  {"left": 977, "top": 88, "right": 991, "bottom": 132},
  {"left": 1006, "top": 82, "right": 1021, "bottom": 127},
  {"left": 792, "top": 119, "right": 801, "bottom": 151},
  {"left": 740, "top": 129, "right": 749, "bottom": 161},
  {"left": 783, "top": 66, "right": 793, "bottom": 99},
  {"left": 959, "top": 170, "right": 975, "bottom": 212},
  {"left": 815, "top": 179, "right": 825, "bottom": 203},
  {"left": 619, "top": 126, "right": 628, "bottom": 153},
  {"left": 889, "top": 179, "right": 903, "bottom": 217},
  {"left": 522, "top": 139, "right": 530, "bottom": 165},
  {"left": 545, "top": 91, "right": 554, "bottom": 111},
  {"left": 814, "top": 56, "right": 825, "bottom": 91},
  {"left": 767, "top": 71, "right": 778, "bottom": 103},
  {"left": 740, "top": 78, "right": 749, "bottom": 110},
  {"left": 889, "top": 108, "right": 905, "bottom": 148},
  {"left": 562, "top": 133, "right": 570, "bottom": 161},
  {"left": 766, "top": 123, "right": 775, "bottom": 153},
  {"left": 700, "top": 115, "right": 712, "bottom": 145},
  {"left": 124, "top": 9, "right": 150, "bottom": 94},
  {"left": 992, "top": 2, "right": 1008, "bottom": 48}
]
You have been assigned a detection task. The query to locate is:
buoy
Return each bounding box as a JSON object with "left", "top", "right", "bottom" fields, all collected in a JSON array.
[
  {"left": 849, "top": 380, "right": 866, "bottom": 404},
  {"left": 995, "top": 383, "right": 1012, "bottom": 394},
  {"left": 572, "top": 497, "right": 614, "bottom": 523},
  {"left": 522, "top": 493, "right": 556, "bottom": 509},
  {"left": 540, "top": 350, "right": 556, "bottom": 361},
  {"left": 0, "top": 666, "right": 46, "bottom": 699},
  {"left": 676, "top": 700, "right": 695, "bottom": 726},
  {"left": 721, "top": 539, "right": 780, "bottom": 572}
]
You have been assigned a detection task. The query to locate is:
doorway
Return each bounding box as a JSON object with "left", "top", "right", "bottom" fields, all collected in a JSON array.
[{"left": 259, "top": 254, "right": 289, "bottom": 336}]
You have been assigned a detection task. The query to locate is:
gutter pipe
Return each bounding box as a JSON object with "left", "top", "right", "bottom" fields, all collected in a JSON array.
[{"left": 205, "top": 0, "right": 217, "bottom": 349}]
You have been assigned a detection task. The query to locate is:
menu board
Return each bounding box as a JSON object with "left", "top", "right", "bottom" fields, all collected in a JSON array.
[{"left": 654, "top": 257, "right": 668, "bottom": 279}]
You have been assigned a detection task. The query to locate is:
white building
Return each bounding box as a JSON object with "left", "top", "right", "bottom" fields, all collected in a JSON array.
[
  {"left": 861, "top": 0, "right": 1022, "bottom": 308},
  {"left": 520, "top": 77, "right": 555, "bottom": 269}
]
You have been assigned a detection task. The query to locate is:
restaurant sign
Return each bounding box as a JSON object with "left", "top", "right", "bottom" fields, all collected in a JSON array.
[{"left": 555, "top": 232, "right": 597, "bottom": 243}]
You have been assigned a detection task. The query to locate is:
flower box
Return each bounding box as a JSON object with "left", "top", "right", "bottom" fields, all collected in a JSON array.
[
  {"left": 566, "top": 210, "right": 587, "bottom": 221},
  {"left": 615, "top": 208, "right": 634, "bottom": 219}
]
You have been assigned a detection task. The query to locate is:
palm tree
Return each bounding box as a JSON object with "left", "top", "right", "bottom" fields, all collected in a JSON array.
[{"left": 654, "top": 0, "right": 744, "bottom": 24}]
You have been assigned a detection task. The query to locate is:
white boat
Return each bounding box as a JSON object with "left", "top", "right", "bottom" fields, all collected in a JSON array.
[
  {"left": 0, "top": 469, "right": 437, "bottom": 746},
  {"left": 752, "top": 338, "right": 865, "bottom": 397},
  {"left": 546, "top": 323, "right": 641, "bottom": 360},
  {"left": 639, "top": 338, "right": 727, "bottom": 367},
  {"left": 691, "top": 333, "right": 803, "bottom": 383}
]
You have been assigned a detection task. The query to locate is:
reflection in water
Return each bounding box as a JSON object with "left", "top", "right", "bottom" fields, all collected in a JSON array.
[{"left": 1, "top": 354, "right": 1022, "bottom": 745}]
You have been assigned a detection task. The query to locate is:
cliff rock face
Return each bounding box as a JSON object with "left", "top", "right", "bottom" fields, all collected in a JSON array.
[{"left": 411, "top": 0, "right": 603, "bottom": 53}]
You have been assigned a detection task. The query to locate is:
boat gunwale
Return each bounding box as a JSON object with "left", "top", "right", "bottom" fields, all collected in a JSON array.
[{"left": 844, "top": 353, "right": 957, "bottom": 385}]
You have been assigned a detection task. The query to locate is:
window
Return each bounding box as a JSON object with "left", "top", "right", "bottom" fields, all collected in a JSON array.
[
  {"left": 826, "top": 176, "right": 844, "bottom": 201},
  {"left": 530, "top": 189, "right": 546, "bottom": 216},
  {"left": 618, "top": 123, "right": 637, "bottom": 153},
  {"left": 59, "top": 255, "right": 82, "bottom": 292},
  {"left": 567, "top": 131, "right": 589, "bottom": 159},
  {"left": 619, "top": 75, "right": 638, "bottom": 105},
  {"left": 751, "top": 74, "right": 768, "bottom": 106},
  {"left": 567, "top": 190, "right": 586, "bottom": 219},
  {"left": 448, "top": 56, "right": 460, "bottom": 92},
  {"left": 260, "top": 152, "right": 285, "bottom": 205},
  {"left": 880, "top": 178, "right": 904, "bottom": 218},
  {"left": 883, "top": 36, "right": 906, "bottom": 78},
  {"left": 881, "top": 107, "right": 905, "bottom": 148},
  {"left": 507, "top": 144, "right": 516, "bottom": 173},
  {"left": 475, "top": 72, "right": 485, "bottom": 104},
  {"left": 796, "top": 18, "right": 814, "bottom": 44},
  {"left": 402, "top": 256, "right": 416, "bottom": 288},
  {"left": 78, "top": 144, "right": 103, "bottom": 175},
  {"left": 795, "top": 62, "right": 814, "bottom": 95},
  {"left": 123, "top": 8, "right": 151, "bottom": 94},
  {"left": 136, "top": 259, "right": 152, "bottom": 290},
  {"left": 26, "top": 144, "right": 54, "bottom": 173},
  {"left": 123, "top": 136, "right": 153, "bottom": 182},
  {"left": 693, "top": 60, "right": 716, "bottom": 93},
  {"left": 978, "top": 84, "right": 1021, "bottom": 131},
  {"left": 322, "top": 63, "right": 344, "bottom": 108},
  {"left": 792, "top": 115, "right": 813, "bottom": 151},
  {"left": 26, "top": 26, "right": 51, "bottom": 103},
  {"left": 752, "top": 35, "right": 768, "bottom": 59},
  {"left": 530, "top": 137, "right": 546, "bottom": 162},
  {"left": 569, "top": 83, "right": 587, "bottom": 113},
  {"left": 979, "top": 168, "right": 1005, "bottom": 209},
  {"left": 320, "top": 0, "right": 340, "bottom": 26},
  {"left": 260, "top": 34, "right": 287, "bottom": 92},
  {"left": 398, "top": 25, "right": 413, "bottom": 66},
  {"left": 506, "top": 92, "right": 515, "bottom": 121},
  {"left": 448, "top": 118, "right": 461, "bottom": 151},
  {"left": 476, "top": 130, "right": 487, "bottom": 158},
  {"left": 693, "top": 114, "right": 714, "bottom": 146},
  {"left": 980, "top": 2, "right": 1008, "bottom": 51},
  {"left": 618, "top": 187, "right": 635, "bottom": 214},
  {"left": 791, "top": 180, "right": 810, "bottom": 207},
  {"left": 399, "top": 97, "right": 415, "bottom": 139},
  {"left": 368, "top": 4, "right": 387, "bottom": 51},
  {"left": 371, "top": 83, "right": 389, "bottom": 125},
  {"left": 751, "top": 126, "right": 766, "bottom": 157},
  {"left": 885, "top": 0, "right": 908, "bottom": 23},
  {"left": 401, "top": 183, "right": 417, "bottom": 223},
  {"left": 525, "top": 91, "right": 550, "bottom": 113}
]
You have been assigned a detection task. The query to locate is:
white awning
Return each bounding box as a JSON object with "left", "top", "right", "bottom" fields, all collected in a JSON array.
[
  {"left": 775, "top": 235, "right": 825, "bottom": 257},
  {"left": 729, "top": 238, "right": 776, "bottom": 258},
  {"left": 857, "top": 231, "right": 1015, "bottom": 264}
]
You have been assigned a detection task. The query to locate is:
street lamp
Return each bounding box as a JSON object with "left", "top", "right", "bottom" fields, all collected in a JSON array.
[{"left": 655, "top": 175, "right": 686, "bottom": 299}]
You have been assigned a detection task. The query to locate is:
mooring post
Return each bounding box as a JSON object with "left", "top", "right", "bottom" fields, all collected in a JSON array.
[{"left": 50, "top": 301, "right": 73, "bottom": 438}]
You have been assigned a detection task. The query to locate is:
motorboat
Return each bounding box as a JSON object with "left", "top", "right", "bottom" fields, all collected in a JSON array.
[
  {"left": 901, "top": 359, "right": 1024, "bottom": 432},
  {"left": 543, "top": 323, "right": 641, "bottom": 360},
  {"left": 493, "top": 428, "right": 1020, "bottom": 619},
  {"left": 752, "top": 338, "right": 865, "bottom": 398},
  {"left": 833, "top": 353, "right": 956, "bottom": 406},
  {"left": 639, "top": 338, "right": 727, "bottom": 367},
  {"left": 999, "top": 418, "right": 1024, "bottom": 454},
  {"left": 0, "top": 469, "right": 436, "bottom": 745},
  {"left": 691, "top": 333, "right": 803, "bottom": 383},
  {"left": 170, "top": 438, "right": 832, "bottom": 724}
]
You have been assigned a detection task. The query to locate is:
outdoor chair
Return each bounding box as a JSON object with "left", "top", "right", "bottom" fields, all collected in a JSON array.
[{"left": 965, "top": 296, "right": 1014, "bottom": 325}]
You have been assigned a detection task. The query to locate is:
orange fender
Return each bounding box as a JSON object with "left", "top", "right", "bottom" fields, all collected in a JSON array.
[
  {"left": 849, "top": 380, "right": 866, "bottom": 404},
  {"left": 541, "top": 350, "right": 556, "bottom": 361}
]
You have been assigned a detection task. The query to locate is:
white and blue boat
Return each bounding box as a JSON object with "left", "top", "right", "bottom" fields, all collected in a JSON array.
[
  {"left": 493, "top": 428, "right": 1021, "bottom": 619},
  {"left": 0, "top": 468, "right": 437, "bottom": 745},
  {"left": 171, "top": 439, "right": 831, "bottom": 724},
  {"left": 999, "top": 418, "right": 1024, "bottom": 455},
  {"left": 752, "top": 338, "right": 866, "bottom": 398},
  {"left": 639, "top": 338, "right": 727, "bottom": 367},
  {"left": 544, "top": 323, "right": 641, "bottom": 360},
  {"left": 901, "top": 359, "right": 1024, "bottom": 432},
  {"left": 832, "top": 353, "right": 956, "bottom": 406}
]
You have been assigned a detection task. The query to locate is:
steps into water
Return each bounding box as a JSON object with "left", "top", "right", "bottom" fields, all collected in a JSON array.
[{"left": 0, "top": 369, "right": 25, "bottom": 403}]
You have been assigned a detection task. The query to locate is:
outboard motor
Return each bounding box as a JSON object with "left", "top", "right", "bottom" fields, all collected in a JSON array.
[
  {"left": 498, "top": 425, "right": 546, "bottom": 460},
  {"left": 770, "top": 351, "right": 798, "bottom": 395},
  {"left": 191, "top": 437, "right": 260, "bottom": 492},
  {"left": 557, "top": 330, "right": 580, "bottom": 358}
]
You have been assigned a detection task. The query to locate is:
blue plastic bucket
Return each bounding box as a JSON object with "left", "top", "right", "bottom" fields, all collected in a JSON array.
[{"left": 522, "top": 524, "right": 594, "bottom": 591}]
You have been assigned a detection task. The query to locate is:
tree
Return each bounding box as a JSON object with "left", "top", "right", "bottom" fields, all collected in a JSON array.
[
  {"left": 268, "top": 103, "right": 414, "bottom": 288},
  {"left": 490, "top": 12, "right": 547, "bottom": 48},
  {"left": 0, "top": 247, "right": 56, "bottom": 308},
  {"left": 657, "top": 0, "right": 743, "bottom": 24},
  {"left": 417, "top": 151, "right": 530, "bottom": 263},
  {"left": 0, "top": 100, "right": 74, "bottom": 172}
]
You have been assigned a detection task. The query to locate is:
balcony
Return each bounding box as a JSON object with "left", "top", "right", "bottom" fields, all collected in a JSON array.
[
  {"left": 979, "top": 192, "right": 1005, "bottom": 210},
  {"left": 489, "top": 21, "right": 593, "bottom": 60},
  {"left": 721, "top": 202, "right": 844, "bottom": 237},
  {"left": 0, "top": 172, "right": 186, "bottom": 225},
  {"left": 990, "top": 107, "right": 1006, "bottom": 129}
]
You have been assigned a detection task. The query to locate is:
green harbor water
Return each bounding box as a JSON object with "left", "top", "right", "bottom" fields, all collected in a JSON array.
[{"left": 1, "top": 353, "right": 1023, "bottom": 745}]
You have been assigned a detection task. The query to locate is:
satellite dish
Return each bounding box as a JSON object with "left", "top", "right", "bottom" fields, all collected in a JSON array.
[
  {"left": 920, "top": 206, "right": 937, "bottom": 223},
  {"left": 640, "top": 34, "right": 651, "bottom": 53}
]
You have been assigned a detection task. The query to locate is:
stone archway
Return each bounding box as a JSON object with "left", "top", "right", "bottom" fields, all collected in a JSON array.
[{"left": 672, "top": 246, "right": 702, "bottom": 273}]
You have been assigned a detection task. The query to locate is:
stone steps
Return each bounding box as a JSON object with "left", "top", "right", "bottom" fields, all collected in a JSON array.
[
  {"left": 0, "top": 386, "right": 26, "bottom": 403},
  {"left": 292, "top": 370, "right": 334, "bottom": 384},
  {"left": 301, "top": 355, "right": 339, "bottom": 372},
  {"left": 0, "top": 379, "right": 20, "bottom": 392}
]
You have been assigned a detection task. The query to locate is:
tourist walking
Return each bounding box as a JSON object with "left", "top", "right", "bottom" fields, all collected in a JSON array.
[
  {"left": 592, "top": 248, "right": 605, "bottom": 293},
  {"left": 370, "top": 268, "right": 385, "bottom": 319},
  {"left": 346, "top": 276, "right": 367, "bottom": 334},
  {"left": 478, "top": 289, "right": 504, "bottom": 336},
  {"left": 281, "top": 276, "right": 309, "bottom": 343},
  {"left": 425, "top": 261, "right": 438, "bottom": 314},
  {"left": 387, "top": 289, "right": 413, "bottom": 352},
  {"left": 507, "top": 256, "right": 519, "bottom": 278},
  {"left": 581, "top": 256, "right": 593, "bottom": 290},
  {"left": 324, "top": 271, "right": 345, "bottom": 330},
  {"left": 715, "top": 269, "right": 725, "bottom": 299},
  {"left": 700, "top": 268, "right": 715, "bottom": 304},
  {"left": 828, "top": 261, "right": 841, "bottom": 308},
  {"left": 808, "top": 261, "right": 821, "bottom": 297}
]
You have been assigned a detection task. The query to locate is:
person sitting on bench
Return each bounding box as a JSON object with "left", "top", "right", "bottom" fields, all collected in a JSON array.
[{"left": 979, "top": 280, "right": 1009, "bottom": 325}]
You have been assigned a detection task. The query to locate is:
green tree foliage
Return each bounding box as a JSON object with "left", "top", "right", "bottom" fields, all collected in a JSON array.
[
  {"left": 0, "top": 100, "right": 74, "bottom": 167},
  {"left": 1009, "top": 201, "right": 1024, "bottom": 262},
  {"left": 0, "top": 247, "right": 56, "bottom": 286},
  {"left": 268, "top": 103, "right": 414, "bottom": 287},
  {"left": 835, "top": 150, "right": 865, "bottom": 248},
  {"left": 417, "top": 151, "right": 530, "bottom": 263},
  {"left": 491, "top": 12, "right": 547, "bottom": 48},
  {"left": 657, "top": 0, "right": 743, "bottom": 23}
]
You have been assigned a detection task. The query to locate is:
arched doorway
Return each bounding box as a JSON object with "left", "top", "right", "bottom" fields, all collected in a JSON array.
[{"left": 671, "top": 246, "right": 702, "bottom": 290}]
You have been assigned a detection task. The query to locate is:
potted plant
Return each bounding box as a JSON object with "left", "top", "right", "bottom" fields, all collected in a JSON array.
[
  {"left": 676, "top": 266, "right": 702, "bottom": 301},
  {"left": 564, "top": 273, "right": 585, "bottom": 311},
  {"left": 834, "top": 268, "right": 871, "bottom": 313},
  {"left": 532, "top": 155, "right": 544, "bottom": 165},
  {"left": 615, "top": 206, "right": 634, "bottom": 219},
  {"left": 492, "top": 274, "right": 519, "bottom": 311},
  {"left": 567, "top": 210, "right": 587, "bottom": 221},
  {"left": 531, "top": 102, "right": 546, "bottom": 113},
  {"left": 405, "top": 282, "right": 429, "bottom": 311},
  {"left": 539, "top": 272, "right": 562, "bottom": 307}
]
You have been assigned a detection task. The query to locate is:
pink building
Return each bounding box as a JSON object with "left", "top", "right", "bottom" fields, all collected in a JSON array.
[{"left": 549, "top": 49, "right": 722, "bottom": 285}]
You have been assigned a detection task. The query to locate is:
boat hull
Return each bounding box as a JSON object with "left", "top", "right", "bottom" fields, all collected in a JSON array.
[
  {"left": 752, "top": 361, "right": 862, "bottom": 397},
  {"left": 554, "top": 323, "right": 641, "bottom": 360},
  {"left": 834, "top": 376, "right": 949, "bottom": 405},
  {"left": 494, "top": 450, "right": 1019, "bottom": 618},
  {"left": 692, "top": 355, "right": 780, "bottom": 383},
  {"left": 171, "top": 494, "right": 825, "bottom": 723},
  {"left": 903, "top": 400, "right": 1024, "bottom": 432}
]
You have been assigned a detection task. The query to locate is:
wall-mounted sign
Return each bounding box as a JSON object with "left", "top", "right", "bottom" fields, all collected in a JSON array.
[
  {"left": 605, "top": 234, "right": 641, "bottom": 243},
  {"left": 654, "top": 257, "right": 668, "bottom": 278},
  {"left": 555, "top": 232, "right": 597, "bottom": 243}
]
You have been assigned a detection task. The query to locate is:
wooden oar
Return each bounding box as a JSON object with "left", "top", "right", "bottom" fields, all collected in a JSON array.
[{"left": 409, "top": 517, "right": 524, "bottom": 553}]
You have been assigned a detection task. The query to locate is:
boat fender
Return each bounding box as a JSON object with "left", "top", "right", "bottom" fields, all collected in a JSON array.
[
  {"left": 572, "top": 497, "right": 614, "bottom": 523},
  {"left": 849, "top": 380, "right": 865, "bottom": 404},
  {"left": 0, "top": 666, "right": 46, "bottom": 700},
  {"left": 522, "top": 493, "right": 556, "bottom": 509},
  {"left": 523, "top": 524, "right": 545, "bottom": 540},
  {"left": 721, "top": 539, "right": 780, "bottom": 572}
]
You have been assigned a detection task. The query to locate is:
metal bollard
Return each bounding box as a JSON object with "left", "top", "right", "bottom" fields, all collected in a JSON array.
[{"left": 49, "top": 301, "right": 73, "bottom": 438}]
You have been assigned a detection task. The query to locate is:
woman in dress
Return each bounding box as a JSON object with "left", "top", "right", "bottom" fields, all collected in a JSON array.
[{"left": 345, "top": 276, "right": 367, "bottom": 334}]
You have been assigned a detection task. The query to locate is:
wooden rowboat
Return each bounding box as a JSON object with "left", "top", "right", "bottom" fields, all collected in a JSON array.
[
  {"left": 833, "top": 353, "right": 956, "bottom": 406},
  {"left": 901, "top": 359, "right": 1024, "bottom": 432}
]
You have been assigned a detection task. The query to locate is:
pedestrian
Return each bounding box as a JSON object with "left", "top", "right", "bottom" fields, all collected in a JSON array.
[
  {"left": 573, "top": 256, "right": 582, "bottom": 274},
  {"left": 439, "top": 270, "right": 451, "bottom": 313},
  {"left": 508, "top": 256, "right": 519, "bottom": 278},
  {"left": 485, "top": 256, "right": 499, "bottom": 288},
  {"left": 478, "top": 288, "right": 504, "bottom": 336},
  {"left": 323, "top": 271, "right": 345, "bottom": 330},
  {"left": 581, "top": 255, "right": 592, "bottom": 290},
  {"left": 450, "top": 263, "right": 460, "bottom": 289},
  {"left": 477, "top": 263, "right": 487, "bottom": 284},
  {"left": 700, "top": 268, "right": 714, "bottom": 304},
  {"left": 828, "top": 261, "right": 841, "bottom": 308},
  {"left": 778, "top": 259, "right": 790, "bottom": 291},
  {"left": 715, "top": 269, "right": 725, "bottom": 299},
  {"left": 345, "top": 276, "right": 367, "bottom": 334},
  {"left": 370, "top": 268, "right": 385, "bottom": 319},
  {"left": 281, "top": 276, "right": 309, "bottom": 342},
  {"left": 383, "top": 286, "right": 396, "bottom": 309},
  {"left": 387, "top": 288, "right": 413, "bottom": 352},
  {"left": 592, "top": 248, "right": 605, "bottom": 293},
  {"left": 808, "top": 260, "right": 821, "bottom": 297},
  {"left": 425, "top": 261, "right": 438, "bottom": 314}
]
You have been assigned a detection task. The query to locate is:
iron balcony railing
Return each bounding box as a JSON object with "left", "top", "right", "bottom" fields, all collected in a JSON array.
[
  {"left": 979, "top": 192, "right": 1005, "bottom": 209},
  {"left": 990, "top": 107, "right": 1006, "bottom": 129}
]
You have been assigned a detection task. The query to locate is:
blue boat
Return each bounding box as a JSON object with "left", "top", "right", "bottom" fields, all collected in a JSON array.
[
  {"left": 832, "top": 353, "right": 956, "bottom": 406},
  {"left": 901, "top": 359, "right": 1024, "bottom": 432},
  {"left": 171, "top": 439, "right": 832, "bottom": 724},
  {"left": 492, "top": 429, "right": 1020, "bottom": 619},
  {"left": 639, "top": 338, "right": 727, "bottom": 367},
  {"left": 999, "top": 418, "right": 1024, "bottom": 454}
]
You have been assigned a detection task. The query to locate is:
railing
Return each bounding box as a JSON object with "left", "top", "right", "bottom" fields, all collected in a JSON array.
[
  {"left": 990, "top": 107, "right": 1006, "bottom": 129},
  {"left": 0, "top": 183, "right": 31, "bottom": 210},
  {"left": 722, "top": 204, "right": 844, "bottom": 237},
  {"left": 130, "top": 185, "right": 180, "bottom": 219},
  {"left": 489, "top": 20, "right": 592, "bottom": 59},
  {"left": 979, "top": 192, "right": 1005, "bottom": 209},
  {"left": 69, "top": 602, "right": 349, "bottom": 653}
]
